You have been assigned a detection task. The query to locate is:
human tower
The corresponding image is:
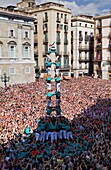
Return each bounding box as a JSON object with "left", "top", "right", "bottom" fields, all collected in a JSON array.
[
  {"left": 34, "top": 43, "right": 73, "bottom": 143},
  {"left": 45, "top": 42, "right": 61, "bottom": 117}
]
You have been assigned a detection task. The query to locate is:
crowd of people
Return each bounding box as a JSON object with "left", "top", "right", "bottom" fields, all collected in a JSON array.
[{"left": 0, "top": 76, "right": 111, "bottom": 170}]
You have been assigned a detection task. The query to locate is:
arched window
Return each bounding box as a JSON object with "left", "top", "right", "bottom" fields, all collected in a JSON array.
[
  {"left": 22, "top": 42, "right": 31, "bottom": 59},
  {"left": 7, "top": 41, "right": 17, "bottom": 58}
]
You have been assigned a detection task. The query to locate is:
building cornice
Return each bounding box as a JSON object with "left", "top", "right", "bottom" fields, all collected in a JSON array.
[
  {"left": 28, "top": 6, "right": 71, "bottom": 14},
  {"left": 0, "top": 10, "right": 35, "bottom": 22},
  {"left": 71, "top": 18, "right": 94, "bottom": 24},
  {"left": 94, "top": 13, "right": 111, "bottom": 20}
]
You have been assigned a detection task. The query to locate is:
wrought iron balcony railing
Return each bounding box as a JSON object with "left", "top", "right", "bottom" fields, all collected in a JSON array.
[
  {"left": 43, "top": 17, "right": 48, "bottom": 22},
  {"left": 79, "top": 46, "right": 89, "bottom": 51},
  {"left": 56, "top": 17, "right": 61, "bottom": 23},
  {"left": 79, "top": 36, "right": 83, "bottom": 41}
]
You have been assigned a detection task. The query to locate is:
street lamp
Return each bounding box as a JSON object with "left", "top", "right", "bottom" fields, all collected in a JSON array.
[{"left": 1, "top": 72, "right": 10, "bottom": 89}]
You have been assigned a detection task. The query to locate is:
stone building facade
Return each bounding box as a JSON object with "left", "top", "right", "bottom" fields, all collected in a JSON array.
[
  {"left": 94, "top": 13, "right": 111, "bottom": 79},
  {"left": 0, "top": 7, "right": 35, "bottom": 87},
  {"left": 71, "top": 15, "right": 94, "bottom": 77}
]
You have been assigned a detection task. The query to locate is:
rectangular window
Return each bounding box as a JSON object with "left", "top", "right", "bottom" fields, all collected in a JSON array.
[
  {"left": 34, "top": 25, "right": 37, "bottom": 33},
  {"left": 24, "top": 47, "right": 29, "bottom": 58},
  {"left": 57, "top": 45, "right": 60, "bottom": 53},
  {"left": 57, "top": 33, "right": 60, "bottom": 42},
  {"left": 64, "top": 33, "right": 67, "bottom": 42},
  {"left": 45, "top": 45, "right": 48, "bottom": 53},
  {"left": 9, "top": 46, "right": 15, "bottom": 58},
  {"left": 25, "top": 67, "right": 30, "bottom": 74},
  {"left": 44, "top": 58, "right": 47, "bottom": 68},
  {"left": 60, "top": 24, "right": 63, "bottom": 30},
  {"left": 64, "top": 45, "right": 67, "bottom": 54},
  {"left": 58, "top": 56, "right": 61, "bottom": 66},
  {"left": 45, "top": 12, "right": 47, "bottom": 18},
  {"left": 64, "top": 57, "right": 69, "bottom": 67},
  {"left": 10, "top": 30, "right": 14, "bottom": 37},
  {"left": 9, "top": 67, "right": 15, "bottom": 74},
  {"left": 25, "top": 31, "right": 28, "bottom": 38},
  {"left": 97, "top": 51, "right": 101, "bottom": 59}
]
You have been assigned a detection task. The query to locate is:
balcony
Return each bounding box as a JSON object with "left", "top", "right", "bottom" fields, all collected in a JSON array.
[
  {"left": 56, "top": 17, "right": 61, "bottom": 23},
  {"left": 63, "top": 51, "right": 69, "bottom": 56},
  {"left": 79, "top": 46, "right": 89, "bottom": 51},
  {"left": 85, "top": 35, "right": 89, "bottom": 42},
  {"left": 64, "top": 39, "right": 68, "bottom": 45},
  {"left": 79, "top": 36, "right": 83, "bottom": 41},
  {"left": 79, "top": 56, "right": 89, "bottom": 62},
  {"left": 56, "top": 39, "right": 61, "bottom": 44},
  {"left": 64, "top": 19, "right": 68, "bottom": 24},
  {"left": 64, "top": 29, "right": 68, "bottom": 33},
  {"left": 96, "top": 34, "right": 102, "bottom": 39},
  {"left": 43, "top": 17, "right": 48, "bottom": 22},
  {"left": 96, "top": 43, "right": 102, "bottom": 50},
  {"left": 43, "top": 38, "right": 48, "bottom": 44}
]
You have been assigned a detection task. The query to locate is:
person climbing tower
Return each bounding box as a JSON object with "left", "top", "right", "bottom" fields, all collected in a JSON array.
[{"left": 45, "top": 42, "right": 62, "bottom": 117}]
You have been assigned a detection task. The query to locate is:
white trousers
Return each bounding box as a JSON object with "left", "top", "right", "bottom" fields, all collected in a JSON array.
[
  {"left": 67, "top": 131, "right": 73, "bottom": 140},
  {"left": 56, "top": 82, "right": 60, "bottom": 92},
  {"left": 59, "top": 130, "right": 67, "bottom": 139},
  {"left": 35, "top": 132, "right": 40, "bottom": 141},
  {"left": 55, "top": 68, "right": 59, "bottom": 76},
  {"left": 47, "top": 83, "right": 51, "bottom": 91},
  {"left": 47, "top": 67, "right": 51, "bottom": 76},
  {"left": 40, "top": 131, "right": 46, "bottom": 142}
]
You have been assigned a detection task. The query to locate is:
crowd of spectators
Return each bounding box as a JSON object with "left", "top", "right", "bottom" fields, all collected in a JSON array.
[{"left": 0, "top": 76, "right": 111, "bottom": 170}]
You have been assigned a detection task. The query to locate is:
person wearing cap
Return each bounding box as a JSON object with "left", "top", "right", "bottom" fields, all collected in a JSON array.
[
  {"left": 46, "top": 92, "right": 54, "bottom": 107},
  {"left": 46, "top": 107, "right": 53, "bottom": 117}
]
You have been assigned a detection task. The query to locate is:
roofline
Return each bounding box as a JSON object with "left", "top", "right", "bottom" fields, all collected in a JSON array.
[
  {"left": 94, "top": 13, "right": 111, "bottom": 20},
  {"left": 0, "top": 11, "right": 35, "bottom": 21}
]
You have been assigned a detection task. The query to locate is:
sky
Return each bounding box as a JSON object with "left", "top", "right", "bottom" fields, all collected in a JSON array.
[{"left": 0, "top": 0, "right": 111, "bottom": 16}]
